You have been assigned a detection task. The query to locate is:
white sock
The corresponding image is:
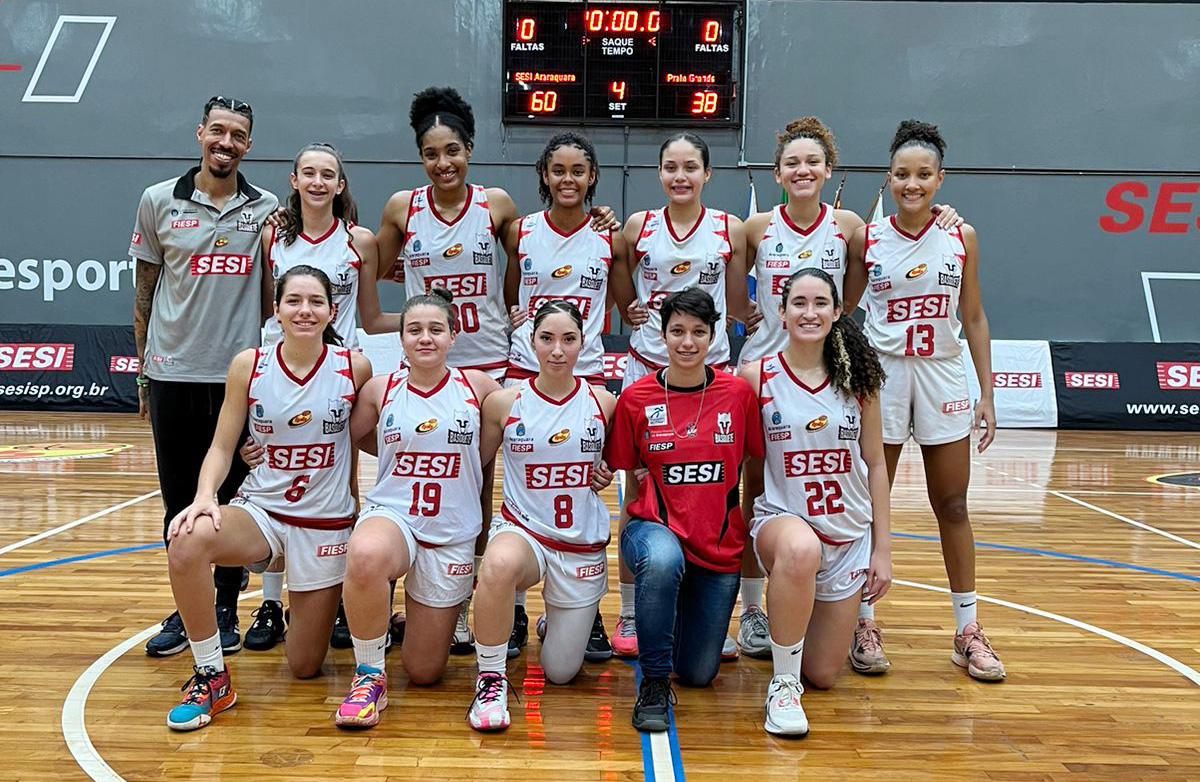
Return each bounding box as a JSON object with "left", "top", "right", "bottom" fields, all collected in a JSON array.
[
  {"left": 858, "top": 599, "right": 875, "bottom": 621},
  {"left": 951, "top": 590, "right": 978, "bottom": 633},
  {"left": 770, "top": 635, "right": 804, "bottom": 680},
  {"left": 189, "top": 631, "right": 224, "bottom": 672},
  {"left": 352, "top": 632, "right": 388, "bottom": 672},
  {"left": 619, "top": 582, "right": 636, "bottom": 619},
  {"left": 261, "top": 572, "right": 284, "bottom": 605},
  {"left": 515, "top": 591, "right": 527, "bottom": 608},
  {"left": 740, "top": 578, "right": 765, "bottom": 611},
  {"left": 475, "top": 640, "right": 508, "bottom": 675}
]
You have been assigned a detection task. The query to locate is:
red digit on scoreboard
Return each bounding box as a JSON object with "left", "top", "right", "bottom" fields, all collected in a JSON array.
[
  {"left": 586, "top": 9, "right": 603, "bottom": 32},
  {"left": 690, "top": 90, "right": 718, "bottom": 115},
  {"left": 647, "top": 10, "right": 661, "bottom": 32},
  {"left": 611, "top": 81, "right": 627, "bottom": 101},
  {"left": 530, "top": 90, "right": 559, "bottom": 113},
  {"left": 517, "top": 17, "right": 536, "bottom": 41},
  {"left": 702, "top": 20, "right": 721, "bottom": 42}
]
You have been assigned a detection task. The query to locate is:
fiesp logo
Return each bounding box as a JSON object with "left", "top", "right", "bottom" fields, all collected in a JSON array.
[
  {"left": 443, "top": 243, "right": 464, "bottom": 258},
  {"left": 670, "top": 261, "right": 691, "bottom": 275},
  {"left": 551, "top": 265, "right": 573, "bottom": 279},
  {"left": 109, "top": 356, "right": 141, "bottom": 374},
  {"left": 805, "top": 415, "right": 828, "bottom": 432},
  {"left": 1064, "top": 372, "right": 1120, "bottom": 390},
  {"left": 0, "top": 343, "right": 75, "bottom": 371},
  {"left": 1156, "top": 362, "right": 1200, "bottom": 391},
  {"left": 906, "top": 264, "right": 928, "bottom": 279}
]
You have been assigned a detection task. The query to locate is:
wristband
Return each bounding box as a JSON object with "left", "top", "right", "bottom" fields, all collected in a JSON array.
[{"left": 135, "top": 376, "right": 150, "bottom": 388}]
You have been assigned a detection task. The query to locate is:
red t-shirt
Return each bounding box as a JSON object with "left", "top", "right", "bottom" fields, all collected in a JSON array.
[{"left": 605, "top": 369, "right": 765, "bottom": 573}]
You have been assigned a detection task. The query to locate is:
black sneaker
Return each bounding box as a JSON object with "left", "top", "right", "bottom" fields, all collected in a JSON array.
[
  {"left": 215, "top": 604, "right": 242, "bottom": 653},
  {"left": 507, "top": 605, "right": 528, "bottom": 659},
  {"left": 632, "top": 676, "right": 675, "bottom": 732},
  {"left": 146, "top": 610, "right": 188, "bottom": 657},
  {"left": 330, "top": 602, "right": 352, "bottom": 649},
  {"left": 389, "top": 611, "right": 406, "bottom": 650},
  {"left": 584, "top": 611, "right": 613, "bottom": 662},
  {"left": 243, "top": 600, "right": 285, "bottom": 651}
]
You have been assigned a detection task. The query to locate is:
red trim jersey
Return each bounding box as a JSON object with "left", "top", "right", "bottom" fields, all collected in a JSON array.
[
  {"left": 366, "top": 368, "right": 483, "bottom": 545},
  {"left": 265, "top": 218, "right": 362, "bottom": 349},
  {"left": 741, "top": 204, "right": 846, "bottom": 364},
  {"left": 605, "top": 370, "right": 764, "bottom": 572},
  {"left": 755, "top": 353, "right": 872, "bottom": 544},
  {"left": 862, "top": 216, "right": 966, "bottom": 359},
  {"left": 629, "top": 206, "right": 732, "bottom": 370},
  {"left": 241, "top": 344, "right": 357, "bottom": 526},
  {"left": 397, "top": 185, "right": 508, "bottom": 373},
  {"left": 500, "top": 378, "right": 610, "bottom": 551},
  {"left": 507, "top": 212, "right": 613, "bottom": 381}
]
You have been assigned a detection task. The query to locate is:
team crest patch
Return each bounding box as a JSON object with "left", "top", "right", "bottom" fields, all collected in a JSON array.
[
  {"left": 237, "top": 210, "right": 260, "bottom": 233},
  {"left": 580, "top": 418, "right": 603, "bottom": 452},
  {"left": 580, "top": 259, "right": 604, "bottom": 290},
  {"left": 699, "top": 259, "right": 721, "bottom": 285},
  {"left": 447, "top": 409, "right": 474, "bottom": 445},
  {"left": 324, "top": 397, "right": 350, "bottom": 434},
  {"left": 645, "top": 404, "right": 668, "bottom": 427},
  {"left": 713, "top": 411, "right": 735, "bottom": 444},
  {"left": 838, "top": 404, "right": 859, "bottom": 440}
]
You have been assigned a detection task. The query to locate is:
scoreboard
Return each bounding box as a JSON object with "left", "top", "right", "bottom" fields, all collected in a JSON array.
[{"left": 502, "top": 1, "right": 744, "bottom": 125}]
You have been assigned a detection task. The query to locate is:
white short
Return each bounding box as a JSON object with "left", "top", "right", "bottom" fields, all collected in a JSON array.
[
  {"left": 358, "top": 504, "right": 475, "bottom": 608},
  {"left": 877, "top": 353, "right": 972, "bottom": 446},
  {"left": 488, "top": 516, "right": 608, "bottom": 609},
  {"left": 231, "top": 497, "right": 349, "bottom": 592},
  {"left": 753, "top": 515, "right": 871, "bottom": 602}
]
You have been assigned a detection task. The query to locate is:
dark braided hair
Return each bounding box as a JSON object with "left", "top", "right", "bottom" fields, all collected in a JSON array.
[
  {"left": 779, "top": 269, "right": 885, "bottom": 398},
  {"left": 274, "top": 264, "right": 343, "bottom": 346},
  {"left": 410, "top": 86, "right": 475, "bottom": 151},
  {"left": 535, "top": 132, "right": 599, "bottom": 206},
  {"left": 890, "top": 119, "right": 946, "bottom": 168},
  {"left": 279, "top": 142, "right": 358, "bottom": 247}
]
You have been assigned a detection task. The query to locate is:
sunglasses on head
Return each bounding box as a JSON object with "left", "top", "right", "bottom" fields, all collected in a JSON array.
[{"left": 207, "top": 95, "right": 252, "bottom": 113}]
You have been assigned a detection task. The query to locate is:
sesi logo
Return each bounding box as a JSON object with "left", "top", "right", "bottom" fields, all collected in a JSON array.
[
  {"left": 1100, "top": 182, "right": 1200, "bottom": 234},
  {"left": 267, "top": 443, "right": 335, "bottom": 470},
  {"left": 886, "top": 294, "right": 951, "bottom": 322},
  {"left": 1156, "top": 362, "right": 1200, "bottom": 391},
  {"left": 603, "top": 352, "right": 627, "bottom": 380},
  {"left": 189, "top": 254, "right": 252, "bottom": 275},
  {"left": 992, "top": 372, "right": 1042, "bottom": 389},
  {"left": 783, "top": 449, "right": 851, "bottom": 477},
  {"left": 0, "top": 343, "right": 75, "bottom": 371},
  {"left": 109, "top": 356, "right": 140, "bottom": 374},
  {"left": 1064, "top": 371, "right": 1120, "bottom": 390},
  {"left": 529, "top": 294, "right": 590, "bottom": 318},
  {"left": 662, "top": 461, "right": 724, "bottom": 484},
  {"left": 526, "top": 461, "right": 591, "bottom": 489},
  {"left": 424, "top": 273, "right": 487, "bottom": 297},
  {"left": 392, "top": 452, "right": 462, "bottom": 478}
]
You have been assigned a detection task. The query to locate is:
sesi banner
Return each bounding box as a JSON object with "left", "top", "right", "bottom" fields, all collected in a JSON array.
[
  {"left": 1050, "top": 342, "right": 1200, "bottom": 430},
  {"left": 0, "top": 325, "right": 138, "bottom": 412},
  {"left": 962, "top": 340, "right": 1058, "bottom": 428}
]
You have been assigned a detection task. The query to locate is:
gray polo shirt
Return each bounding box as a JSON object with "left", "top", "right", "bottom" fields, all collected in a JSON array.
[{"left": 129, "top": 167, "right": 278, "bottom": 382}]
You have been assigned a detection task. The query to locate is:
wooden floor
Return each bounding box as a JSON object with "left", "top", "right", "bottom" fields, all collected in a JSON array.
[{"left": 2, "top": 412, "right": 1199, "bottom": 782}]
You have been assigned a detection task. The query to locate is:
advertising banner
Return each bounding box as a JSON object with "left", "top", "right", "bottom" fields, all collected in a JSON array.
[
  {"left": 0, "top": 324, "right": 138, "bottom": 412},
  {"left": 1050, "top": 342, "right": 1200, "bottom": 430}
]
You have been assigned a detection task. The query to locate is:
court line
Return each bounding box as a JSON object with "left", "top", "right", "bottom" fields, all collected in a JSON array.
[
  {"left": 896, "top": 579, "right": 1200, "bottom": 686},
  {"left": 0, "top": 543, "right": 159, "bottom": 577},
  {"left": 626, "top": 660, "right": 683, "bottom": 782},
  {"left": 0, "top": 490, "right": 160, "bottom": 557}
]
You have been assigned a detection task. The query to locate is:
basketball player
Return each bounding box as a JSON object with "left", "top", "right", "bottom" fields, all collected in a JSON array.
[
  {"left": 612, "top": 133, "right": 754, "bottom": 659},
  {"left": 132, "top": 96, "right": 278, "bottom": 658},
  {"left": 334, "top": 289, "right": 501, "bottom": 729},
  {"left": 847, "top": 119, "right": 1004, "bottom": 681},
  {"left": 467, "top": 301, "right": 617, "bottom": 731},
  {"left": 606, "top": 288, "right": 764, "bottom": 732},
  {"left": 501, "top": 131, "right": 634, "bottom": 659},
  {"left": 162, "top": 266, "right": 371, "bottom": 731},
  {"left": 740, "top": 268, "right": 891, "bottom": 736}
]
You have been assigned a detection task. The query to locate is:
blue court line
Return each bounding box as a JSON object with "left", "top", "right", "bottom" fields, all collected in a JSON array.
[
  {"left": 623, "top": 659, "right": 687, "bottom": 782},
  {"left": 892, "top": 532, "right": 1200, "bottom": 583},
  {"left": 0, "top": 543, "right": 159, "bottom": 577}
]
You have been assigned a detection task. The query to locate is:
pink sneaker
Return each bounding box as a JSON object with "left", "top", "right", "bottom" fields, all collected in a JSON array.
[
  {"left": 467, "top": 672, "right": 511, "bottom": 731},
  {"left": 952, "top": 622, "right": 1006, "bottom": 681},
  {"left": 612, "top": 616, "right": 638, "bottom": 658},
  {"left": 849, "top": 619, "right": 891, "bottom": 675},
  {"left": 335, "top": 666, "right": 388, "bottom": 727}
]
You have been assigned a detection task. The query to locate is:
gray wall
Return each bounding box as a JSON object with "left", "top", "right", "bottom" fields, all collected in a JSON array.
[{"left": 3, "top": 0, "right": 1198, "bottom": 341}]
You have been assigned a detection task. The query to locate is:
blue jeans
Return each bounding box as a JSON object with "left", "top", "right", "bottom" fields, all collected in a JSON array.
[{"left": 620, "top": 519, "right": 740, "bottom": 686}]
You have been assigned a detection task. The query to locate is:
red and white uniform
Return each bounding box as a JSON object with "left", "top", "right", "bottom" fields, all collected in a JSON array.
[
  {"left": 491, "top": 378, "right": 609, "bottom": 608},
  {"left": 265, "top": 219, "right": 362, "bottom": 349},
  {"left": 234, "top": 344, "right": 357, "bottom": 591},
  {"left": 862, "top": 216, "right": 972, "bottom": 445},
  {"left": 626, "top": 207, "right": 732, "bottom": 388},
  {"left": 397, "top": 185, "right": 508, "bottom": 377},
  {"left": 740, "top": 204, "right": 846, "bottom": 365},
  {"left": 507, "top": 212, "right": 613, "bottom": 384}
]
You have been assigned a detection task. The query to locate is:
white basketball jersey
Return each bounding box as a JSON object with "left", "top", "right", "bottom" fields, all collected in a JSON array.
[
  {"left": 367, "top": 368, "right": 483, "bottom": 545},
  {"left": 241, "top": 344, "right": 357, "bottom": 522},
  {"left": 508, "top": 212, "right": 613, "bottom": 379},
  {"left": 862, "top": 217, "right": 966, "bottom": 359},
  {"left": 741, "top": 204, "right": 846, "bottom": 364},
  {"left": 266, "top": 219, "right": 362, "bottom": 349},
  {"left": 630, "top": 206, "right": 732, "bottom": 368},
  {"left": 500, "top": 378, "right": 609, "bottom": 549},
  {"left": 755, "top": 353, "right": 872, "bottom": 543},
  {"left": 398, "top": 185, "right": 508, "bottom": 373}
]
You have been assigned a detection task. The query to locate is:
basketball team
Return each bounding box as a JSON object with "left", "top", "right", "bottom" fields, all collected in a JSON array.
[{"left": 130, "top": 86, "right": 1001, "bottom": 739}]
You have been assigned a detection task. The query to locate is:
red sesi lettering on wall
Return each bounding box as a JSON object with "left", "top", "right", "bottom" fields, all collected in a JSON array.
[
  {"left": 0, "top": 343, "right": 75, "bottom": 371},
  {"left": 526, "top": 461, "right": 592, "bottom": 490},
  {"left": 529, "top": 294, "right": 591, "bottom": 318},
  {"left": 783, "top": 449, "right": 852, "bottom": 478},
  {"left": 391, "top": 452, "right": 462, "bottom": 478},
  {"left": 424, "top": 273, "right": 487, "bottom": 297},
  {"left": 109, "top": 356, "right": 141, "bottom": 374},
  {"left": 1099, "top": 182, "right": 1200, "bottom": 234},
  {"left": 1156, "top": 362, "right": 1200, "bottom": 391},
  {"left": 886, "top": 294, "right": 951, "bottom": 323},
  {"left": 993, "top": 372, "right": 1042, "bottom": 389},
  {"left": 1064, "top": 371, "right": 1120, "bottom": 390},
  {"left": 267, "top": 443, "right": 335, "bottom": 471},
  {"left": 190, "top": 254, "right": 253, "bottom": 275}
]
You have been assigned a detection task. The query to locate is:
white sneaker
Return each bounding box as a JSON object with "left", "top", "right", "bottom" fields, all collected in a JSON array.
[
  {"left": 450, "top": 600, "right": 474, "bottom": 655},
  {"left": 468, "top": 672, "right": 511, "bottom": 731},
  {"left": 764, "top": 674, "right": 808, "bottom": 737},
  {"left": 737, "top": 605, "right": 772, "bottom": 659},
  {"left": 721, "top": 635, "right": 739, "bottom": 661}
]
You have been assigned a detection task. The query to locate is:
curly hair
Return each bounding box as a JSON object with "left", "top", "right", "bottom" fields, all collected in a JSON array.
[
  {"left": 779, "top": 269, "right": 885, "bottom": 398},
  {"left": 535, "top": 131, "right": 599, "bottom": 206},
  {"left": 774, "top": 116, "right": 839, "bottom": 170},
  {"left": 890, "top": 119, "right": 946, "bottom": 168},
  {"left": 410, "top": 86, "right": 475, "bottom": 151}
]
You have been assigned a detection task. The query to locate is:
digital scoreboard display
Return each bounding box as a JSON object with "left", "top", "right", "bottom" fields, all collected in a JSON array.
[{"left": 503, "top": 1, "right": 743, "bottom": 125}]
